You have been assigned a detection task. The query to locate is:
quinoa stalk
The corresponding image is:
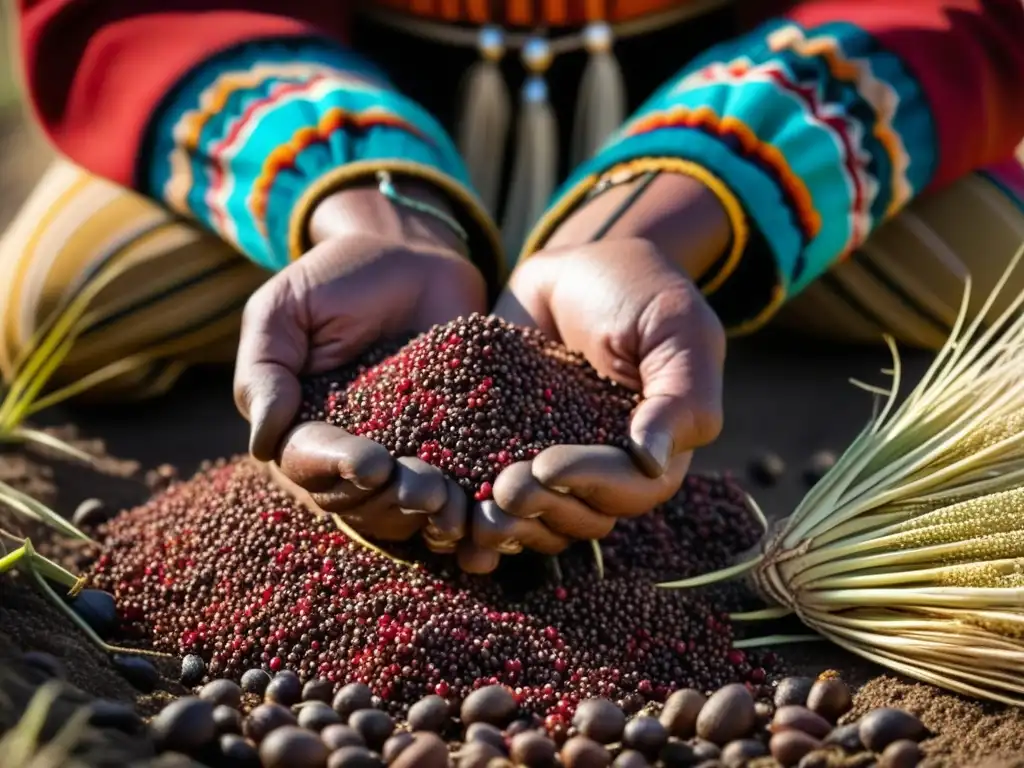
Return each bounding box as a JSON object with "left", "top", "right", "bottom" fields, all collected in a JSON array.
[{"left": 665, "top": 243, "right": 1024, "bottom": 706}]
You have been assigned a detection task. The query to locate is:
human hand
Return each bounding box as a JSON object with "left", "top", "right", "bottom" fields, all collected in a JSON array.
[
  {"left": 486, "top": 235, "right": 725, "bottom": 550},
  {"left": 234, "top": 180, "right": 486, "bottom": 546}
]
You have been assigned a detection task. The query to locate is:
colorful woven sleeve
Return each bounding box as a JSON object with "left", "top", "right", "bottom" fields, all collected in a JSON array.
[
  {"left": 526, "top": 0, "right": 1024, "bottom": 333},
  {"left": 141, "top": 38, "right": 499, "bottom": 276},
  {"left": 16, "top": 2, "right": 500, "bottom": 280}
]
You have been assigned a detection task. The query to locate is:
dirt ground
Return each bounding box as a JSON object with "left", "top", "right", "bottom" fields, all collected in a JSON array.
[{"left": 2, "top": 103, "right": 1024, "bottom": 767}]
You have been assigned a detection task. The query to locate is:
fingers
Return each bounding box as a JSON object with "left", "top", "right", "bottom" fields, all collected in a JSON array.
[
  {"left": 279, "top": 422, "right": 393, "bottom": 499},
  {"left": 423, "top": 478, "right": 468, "bottom": 552},
  {"left": 457, "top": 541, "right": 501, "bottom": 574},
  {"left": 472, "top": 500, "right": 571, "bottom": 555},
  {"left": 630, "top": 293, "right": 725, "bottom": 476},
  {"left": 532, "top": 445, "right": 692, "bottom": 517},
  {"left": 492, "top": 461, "right": 616, "bottom": 539},
  {"left": 234, "top": 278, "right": 309, "bottom": 461},
  {"left": 394, "top": 457, "right": 448, "bottom": 514}
]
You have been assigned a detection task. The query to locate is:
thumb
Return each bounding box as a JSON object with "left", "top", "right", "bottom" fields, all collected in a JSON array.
[
  {"left": 628, "top": 290, "right": 725, "bottom": 477},
  {"left": 234, "top": 276, "right": 308, "bottom": 461}
]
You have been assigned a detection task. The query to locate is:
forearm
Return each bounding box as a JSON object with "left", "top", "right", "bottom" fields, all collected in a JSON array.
[
  {"left": 309, "top": 178, "right": 467, "bottom": 257},
  {"left": 542, "top": 171, "right": 731, "bottom": 282},
  {"left": 528, "top": 0, "right": 1024, "bottom": 334}
]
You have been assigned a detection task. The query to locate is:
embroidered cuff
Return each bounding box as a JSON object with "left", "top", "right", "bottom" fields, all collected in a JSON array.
[
  {"left": 531, "top": 18, "right": 937, "bottom": 333},
  {"left": 142, "top": 36, "right": 502, "bottom": 286}
]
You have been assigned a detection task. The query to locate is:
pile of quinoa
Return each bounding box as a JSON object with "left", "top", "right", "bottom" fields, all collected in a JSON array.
[
  {"left": 84, "top": 459, "right": 767, "bottom": 721},
  {"left": 78, "top": 315, "right": 772, "bottom": 721},
  {"left": 300, "top": 314, "right": 638, "bottom": 500}
]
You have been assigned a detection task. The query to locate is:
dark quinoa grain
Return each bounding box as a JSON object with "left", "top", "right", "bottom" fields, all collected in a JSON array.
[
  {"left": 82, "top": 454, "right": 767, "bottom": 721},
  {"left": 303, "top": 314, "right": 638, "bottom": 500}
]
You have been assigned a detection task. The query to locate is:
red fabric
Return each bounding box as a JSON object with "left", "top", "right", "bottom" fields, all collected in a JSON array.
[
  {"left": 785, "top": 0, "right": 1024, "bottom": 191},
  {"left": 16, "top": 1, "right": 350, "bottom": 186}
]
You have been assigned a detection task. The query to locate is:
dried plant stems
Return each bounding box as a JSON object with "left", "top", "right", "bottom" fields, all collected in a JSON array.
[{"left": 665, "top": 242, "right": 1024, "bottom": 706}]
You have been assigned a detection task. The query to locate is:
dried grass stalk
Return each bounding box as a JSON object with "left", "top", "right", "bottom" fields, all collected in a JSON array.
[{"left": 664, "top": 243, "right": 1024, "bottom": 706}]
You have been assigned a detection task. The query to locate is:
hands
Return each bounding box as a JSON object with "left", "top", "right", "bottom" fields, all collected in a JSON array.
[
  {"left": 477, "top": 216, "right": 728, "bottom": 562},
  {"left": 234, "top": 171, "right": 729, "bottom": 574},
  {"left": 234, "top": 180, "right": 490, "bottom": 557}
]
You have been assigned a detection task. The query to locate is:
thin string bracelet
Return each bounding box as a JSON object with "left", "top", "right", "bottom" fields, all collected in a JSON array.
[
  {"left": 588, "top": 170, "right": 660, "bottom": 242},
  {"left": 376, "top": 170, "right": 469, "bottom": 244}
]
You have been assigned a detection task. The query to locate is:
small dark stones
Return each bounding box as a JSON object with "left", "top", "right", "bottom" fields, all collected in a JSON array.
[
  {"left": 749, "top": 452, "right": 785, "bottom": 486},
  {"left": 303, "top": 678, "right": 335, "bottom": 703},
  {"left": 327, "top": 746, "right": 384, "bottom": 768},
  {"left": 613, "top": 751, "right": 650, "bottom": 768},
  {"left": 696, "top": 684, "right": 756, "bottom": 745},
  {"left": 823, "top": 723, "right": 863, "bottom": 752},
  {"left": 796, "top": 746, "right": 849, "bottom": 768},
  {"left": 70, "top": 589, "right": 118, "bottom": 638},
  {"left": 457, "top": 740, "right": 506, "bottom": 768},
  {"left": 21, "top": 651, "right": 66, "bottom": 680},
  {"left": 150, "top": 697, "right": 216, "bottom": 754},
  {"left": 240, "top": 668, "right": 271, "bottom": 696},
  {"left": 771, "top": 706, "right": 833, "bottom": 740},
  {"left": 259, "top": 725, "right": 330, "bottom": 768},
  {"left": 200, "top": 679, "right": 243, "bottom": 709},
  {"left": 243, "top": 703, "right": 297, "bottom": 744},
  {"left": 858, "top": 708, "right": 929, "bottom": 752},
  {"left": 690, "top": 739, "right": 721, "bottom": 761},
  {"left": 771, "top": 731, "right": 822, "bottom": 767},
  {"left": 408, "top": 694, "right": 450, "bottom": 733},
  {"left": 264, "top": 671, "right": 303, "bottom": 707},
  {"left": 321, "top": 724, "right": 367, "bottom": 751},
  {"left": 561, "top": 735, "right": 612, "bottom": 768},
  {"left": 298, "top": 701, "right": 343, "bottom": 732},
  {"left": 465, "top": 721, "right": 507, "bottom": 751},
  {"left": 721, "top": 738, "right": 768, "bottom": 767},
  {"left": 88, "top": 699, "right": 144, "bottom": 733},
  {"left": 510, "top": 730, "right": 557, "bottom": 766},
  {"left": 461, "top": 684, "right": 517, "bottom": 727},
  {"left": 754, "top": 701, "right": 774, "bottom": 727},
  {"left": 804, "top": 451, "right": 837, "bottom": 485},
  {"left": 72, "top": 497, "right": 112, "bottom": 528},
  {"left": 880, "top": 739, "right": 924, "bottom": 768},
  {"left": 774, "top": 677, "right": 815, "bottom": 709},
  {"left": 622, "top": 716, "right": 667, "bottom": 757},
  {"left": 332, "top": 683, "right": 373, "bottom": 719},
  {"left": 391, "top": 732, "right": 449, "bottom": 768},
  {"left": 348, "top": 708, "right": 395, "bottom": 750},
  {"left": 573, "top": 698, "right": 626, "bottom": 744},
  {"left": 219, "top": 733, "right": 260, "bottom": 768},
  {"left": 806, "top": 679, "right": 852, "bottom": 723},
  {"left": 112, "top": 654, "right": 160, "bottom": 692},
  {"left": 660, "top": 689, "right": 706, "bottom": 739},
  {"left": 381, "top": 732, "right": 415, "bottom": 762},
  {"left": 213, "top": 704, "right": 244, "bottom": 735},
  {"left": 180, "top": 655, "right": 206, "bottom": 687},
  {"left": 660, "top": 739, "right": 699, "bottom": 767}
]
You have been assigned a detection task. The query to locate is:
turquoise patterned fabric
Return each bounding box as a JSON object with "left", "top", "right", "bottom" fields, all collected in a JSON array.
[
  {"left": 143, "top": 37, "right": 473, "bottom": 271},
  {"left": 555, "top": 18, "right": 938, "bottom": 309}
]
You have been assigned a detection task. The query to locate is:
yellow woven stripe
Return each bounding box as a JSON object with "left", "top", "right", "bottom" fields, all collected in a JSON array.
[{"left": 0, "top": 162, "right": 263, "bottom": 398}]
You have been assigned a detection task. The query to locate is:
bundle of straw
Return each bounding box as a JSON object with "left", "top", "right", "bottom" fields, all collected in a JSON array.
[{"left": 664, "top": 243, "right": 1024, "bottom": 706}]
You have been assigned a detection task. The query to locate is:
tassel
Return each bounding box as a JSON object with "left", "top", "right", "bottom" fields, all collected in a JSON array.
[
  {"left": 456, "top": 26, "right": 512, "bottom": 216},
  {"left": 501, "top": 37, "right": 558, "bottom": 264},
  {"left": 571, "top": 22, "right": 627, "bottom": 169}
]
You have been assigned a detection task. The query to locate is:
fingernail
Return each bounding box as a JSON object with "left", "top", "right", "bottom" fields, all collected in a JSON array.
[
  {"left": 497, "top": 539, "right": 523, "bottom": 555},
  {"left": 630, "top": 430, "right": 673, "bottom": 478},
  {"left": 400, "top": 507, "right": 434, "bottom": 516}
]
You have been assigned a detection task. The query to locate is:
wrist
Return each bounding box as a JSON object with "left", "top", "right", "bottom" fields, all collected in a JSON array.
[
  {"left": 544, "top": 170, "right": 732, "bottom": 280},
  {"left": 308, "top": 175, "right": 467, "bottom": 257}
]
